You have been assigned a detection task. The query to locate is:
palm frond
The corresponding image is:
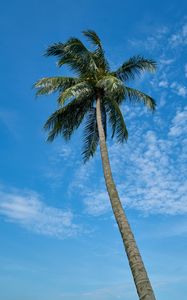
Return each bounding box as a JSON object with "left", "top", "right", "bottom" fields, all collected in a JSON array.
[
  {"left": 82, "top": 30, "right": 101, "bottom": 47},
  {"left": 45, "top": 42, "right": 64, "bottom": 57},
  {"left": 125, "top": 87, "right": 156, "bottom": 111},
  {"left": 83, "top": 30, "right": 109, "bottom": 71},
  {"left": 93, "top": 48, "right": 109, "bottom": 72},
  {"left": 59, "top": 38, "right": 98, "bottom": 75},
  {"left": 104, "top": 98, "right": 128, "bottom": 142},
  {"left": 82, "top": 108, "right": 99, "bottom": 162},
  {"left": 44, "top": 94, "right": 93, "bottom": 141},
  {"left": 113, "top": 56, "right": 156, "bottom": 81},
  {"left": 34, "top": 77, "right": 80, "bottom": 96},
  {"left": 46, "top": 38, "right": 98, "bottom": 77},
  {"left": 57, "top": 82, "right": 93, "bottom": 105}
]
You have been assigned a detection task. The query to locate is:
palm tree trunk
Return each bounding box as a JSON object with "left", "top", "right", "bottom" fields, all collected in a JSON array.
[{"left": 96, "top": 96, "right": 156, "bottom": 300}]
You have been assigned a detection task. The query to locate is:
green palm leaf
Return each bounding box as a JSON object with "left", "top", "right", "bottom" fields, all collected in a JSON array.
[
  {"left": 45, "top": 42, "right": 64, "bottom": 57},
  {"left": 82, "top": 30, "right": 109, "bottom": 71},
  {"left": 34, "top": 77, "right": 80, "bottom": 96},
  {"left": 57, "top": 82, "right": 93, "bottom": 105},
  {"left": 46, "top": 38, "right": 98, "bottom": 76},
  {"left": 125, "top": 87, "right": 156, "bottom": 111},
  {"left": 82, "top": 30, "right": 101, "bottom": 47},
  {"left": 82, "top": 108, "right": 99, "bottom": 162},
  {"left": 45, "top": 94, "right": 93, "bottom": 141},
  {"left": 113, "top": 55, "right": 156, "bottom": 81},
  {"left": 104, "top": 98, "right": 128, "bottom": 142}
]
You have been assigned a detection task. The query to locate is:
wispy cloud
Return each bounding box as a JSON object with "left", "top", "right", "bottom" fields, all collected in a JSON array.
[
  {"left": 170, "top": 82, "right": 187, "bottom": 97},
  {"left": 169, "top": 23, "right": 187, "bottom": 48},
  {"left": 129, "top": 21, "right": 187, "bottom": 52},
  {"left": 128, "top": 25, "right": 169, "bottom": 51},
  {"left": 42, "top": 143, "right": 77, "bottom": 189},
  {"left": 83, "top": 190, "right": 109, "bottom": 216},
  {"left": 0, "top": 186, "right": 80, "bottom": 238},
  {"left": 169, "top": 106, "right": 187, "bottom": 137},
  {"left": 128, "top": 20, "right": 187, "bottom": 106}
]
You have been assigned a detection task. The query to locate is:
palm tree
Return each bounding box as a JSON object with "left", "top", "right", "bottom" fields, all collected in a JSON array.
[{"left": 35, "top": 30, "right": 157, "bottom": 300}]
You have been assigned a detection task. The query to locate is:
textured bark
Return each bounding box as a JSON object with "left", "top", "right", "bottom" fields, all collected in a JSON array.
[{"left": 96, "top": 97, "right": 156, "bottom": 300}]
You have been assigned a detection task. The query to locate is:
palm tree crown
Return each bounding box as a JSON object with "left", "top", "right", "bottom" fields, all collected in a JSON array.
[{"left": 35, "top": 30, "right": 156, "bottom": 162}]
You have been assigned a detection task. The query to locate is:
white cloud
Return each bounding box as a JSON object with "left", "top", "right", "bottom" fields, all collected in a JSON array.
[
  {"left": 54, "top": 144, "right": 73, "bottom": 161},
  {"left": 159, "top": 58, "right": 175, "bottom": 65},
  {"left": 158, "top": 80, "right": 168, "bottom": 88},
  {"left": 128, "top": 26, "right": 168, "bottom": 51},
  {"left": 169, "top": 106, "right": 187, "bottom": 137},
  {"left": 0, "top": 187, "right": 80, "bottom": 238},
  {"left": 177, "top": 86, "right": 187, "bottom": 97},
  {"left": 43, "top": 143, "right": 76, "bottom": 189},
  {"left": 83, "top": 190, "right": 109, "bottom": 216},
  {"left": 182, "top": 23, "right": 187, "bottom": 36},
  {"left": 170, "top": 82, "right": 187, "bottom": 97},
  {"left": 130, "top": 21, "right": 187, "bottom": 102},
  {"left": 169, "top": 23, "right": 187, "bottom": 47}
]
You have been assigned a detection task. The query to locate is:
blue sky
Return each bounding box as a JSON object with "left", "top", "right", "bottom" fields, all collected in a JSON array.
[{"left": 0, "top": 1, "right": 187, "bottom": 299}]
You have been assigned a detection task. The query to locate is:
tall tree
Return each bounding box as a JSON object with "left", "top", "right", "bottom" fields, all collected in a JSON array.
[{"left": 35, "top": 30, "right": 157, "bottom": 300}]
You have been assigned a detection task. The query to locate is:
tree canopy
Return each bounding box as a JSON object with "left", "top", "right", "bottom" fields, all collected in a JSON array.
[{"left": 35, "top": 30, "right": 156, "bottom": 162}]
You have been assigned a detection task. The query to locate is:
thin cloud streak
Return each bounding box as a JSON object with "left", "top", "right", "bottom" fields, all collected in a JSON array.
[{"left": 0, "top": 186, "right": 80, "bottom": 238}]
